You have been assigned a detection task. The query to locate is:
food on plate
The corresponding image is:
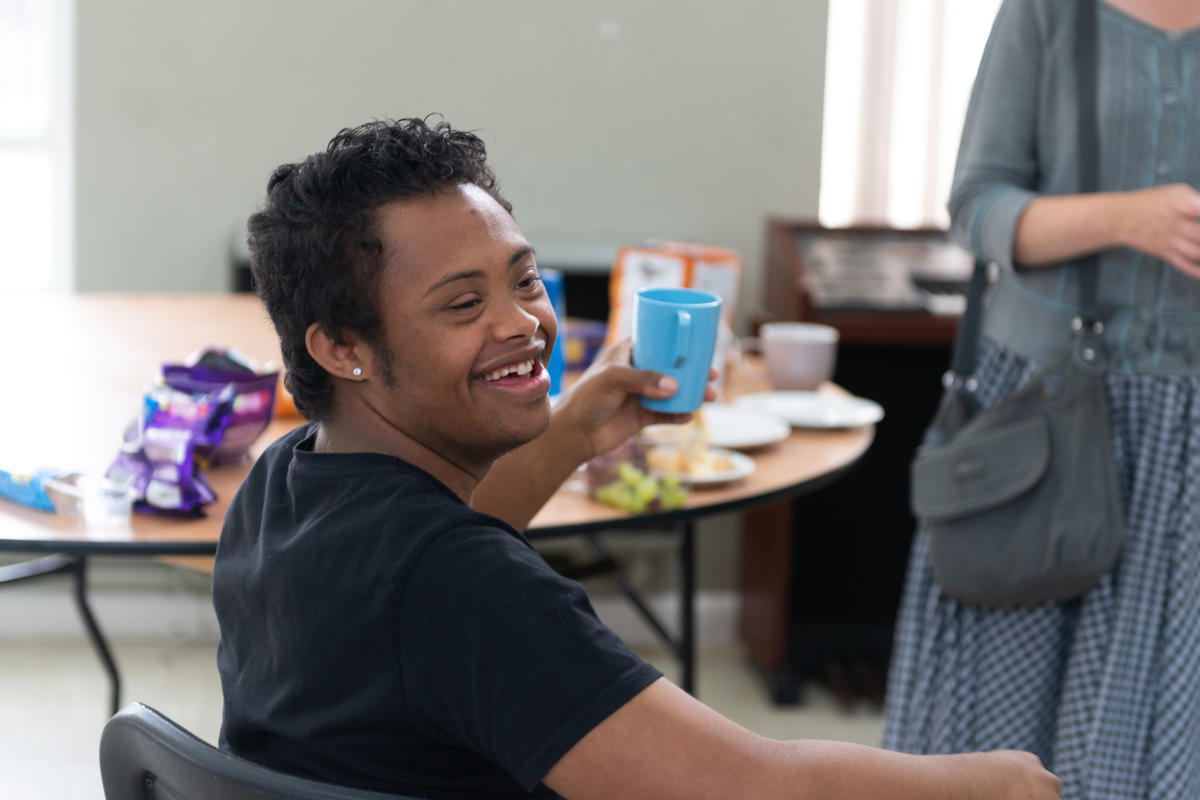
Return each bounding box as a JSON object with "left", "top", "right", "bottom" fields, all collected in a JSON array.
[{"left": 641, "top": 411, "right": 734, "bottom": 477}]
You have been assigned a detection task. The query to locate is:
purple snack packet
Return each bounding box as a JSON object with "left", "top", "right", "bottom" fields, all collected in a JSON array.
[
  {"left": 106, "top": 347, "right": 277, "bottom": 516},
  {"left": 107, "top": 386, "right": 218, "bottom": 517},
  {"left": 160, "top": 365, "right": 277, "bottom": 464},
  {"left": 161, "top": 347, "right": 278, "bottom": 465}
]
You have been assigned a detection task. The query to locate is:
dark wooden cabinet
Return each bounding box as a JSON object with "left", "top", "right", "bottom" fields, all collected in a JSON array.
[{"left": 740, "top": 219, "right": 969, "bottom": 705}]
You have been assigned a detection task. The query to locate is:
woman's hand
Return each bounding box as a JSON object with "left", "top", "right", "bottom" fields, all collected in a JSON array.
[
  {"left": 556, "top": 339, "right": 718, "bottom": 462},
  {"left": 1119, "top": 183, "right": 1200, "bottom": 279}
]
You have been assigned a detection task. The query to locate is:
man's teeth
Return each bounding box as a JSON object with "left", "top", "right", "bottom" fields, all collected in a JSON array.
[{"left": 483, "top": 360, "right": 535, "bottom": 381}]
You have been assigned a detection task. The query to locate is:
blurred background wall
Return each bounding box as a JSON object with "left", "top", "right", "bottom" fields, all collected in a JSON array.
[
  {"left": 54, "top": 0, "right": 832, "bottom": 633},
  {"left": 75, "top": 0, "right": 829, "bottom": 329}
]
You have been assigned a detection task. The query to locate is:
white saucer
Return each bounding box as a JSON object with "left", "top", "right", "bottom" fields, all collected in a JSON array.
[
  {"left": 734, "top": 391, "right": 884, "bottom": 429},
  {"left": 699, "top": 403, "right": 790, "bottom": 450},
  {"left": 651, "top": 447, "right": 756, "bottom": 486}
]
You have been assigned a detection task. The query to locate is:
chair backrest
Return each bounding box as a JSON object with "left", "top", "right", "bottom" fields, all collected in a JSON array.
[{"left": 99, "top": 703, "right": 422, "bottom": 800}]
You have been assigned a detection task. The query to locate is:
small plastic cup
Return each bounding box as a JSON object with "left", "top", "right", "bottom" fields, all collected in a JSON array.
[{"left": 44, "top": 475, "right": 135, "bottom": 528}]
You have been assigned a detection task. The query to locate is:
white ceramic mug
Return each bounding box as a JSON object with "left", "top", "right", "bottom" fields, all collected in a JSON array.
[{"left": 760, "top": 322, "right": 839, "bottom": 391}]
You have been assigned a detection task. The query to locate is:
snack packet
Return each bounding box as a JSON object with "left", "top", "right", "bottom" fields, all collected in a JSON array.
[
  {"left": 0, "top": 467, "right": 73, "bottom": 512},
  {"left": 107, "top": 389, "right": 218, "bottom": 517},
  {"left": 0, "top": 468, "right": 136, "bottom": 526},
  {"left": 106, "top": 347, "right": 277, "bottom": 516},
  {"left": 161, "top": 348, "right": 278, "bottom": 464}
]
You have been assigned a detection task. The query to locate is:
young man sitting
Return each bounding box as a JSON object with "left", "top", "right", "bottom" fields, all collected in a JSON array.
[{"left": 213, "top": 116, "right": 1061, "bottom": 799}]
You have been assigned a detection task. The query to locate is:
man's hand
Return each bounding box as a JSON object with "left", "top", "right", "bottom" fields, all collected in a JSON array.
[
  {"left": 934, "top": 750, "right": 1062, "bottom": 799},
  {"left": 556, "top": 339, "right": 718, "bottom": 462},
  {"left": 472, "top": 340, "right": 717, "bottom": 530}
]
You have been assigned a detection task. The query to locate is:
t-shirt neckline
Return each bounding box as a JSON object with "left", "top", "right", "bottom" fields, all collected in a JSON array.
[{"left": 287, "top": 423, "right": 468, "bottom": 507}]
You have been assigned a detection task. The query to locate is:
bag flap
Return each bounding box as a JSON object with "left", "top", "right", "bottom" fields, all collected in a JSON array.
[{"left": 911, "top": 415, "right": 1050, "bottom": 521}]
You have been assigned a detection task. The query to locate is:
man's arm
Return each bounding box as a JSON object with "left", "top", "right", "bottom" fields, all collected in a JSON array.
[
  {"left": 544, "top": 678, "right": 1061, "bottom": 800},
  {"left": 472, "top": 341, "right": 713, "bottom": 530}
]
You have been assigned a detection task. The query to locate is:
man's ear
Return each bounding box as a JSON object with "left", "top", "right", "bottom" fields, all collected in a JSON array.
[{"left": 305, "top": 322, "right": 368, "bottom": 382}]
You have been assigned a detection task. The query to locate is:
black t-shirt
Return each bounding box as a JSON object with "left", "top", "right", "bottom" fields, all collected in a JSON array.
[{"left": 213, "top": 424, "right": 661, "bottom": 799}]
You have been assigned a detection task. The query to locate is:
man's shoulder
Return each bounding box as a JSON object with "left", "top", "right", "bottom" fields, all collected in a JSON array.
[
  {"left": 220, "top": 425, "right": 493, "bottom": 572},
  {"left": 399, "top": 512, "right": 556, "bottom": 613}
]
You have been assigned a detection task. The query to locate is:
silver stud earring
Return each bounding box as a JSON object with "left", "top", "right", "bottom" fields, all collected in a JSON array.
[{"left": 352, "top": 368, "right": 362, "bottom": 377}]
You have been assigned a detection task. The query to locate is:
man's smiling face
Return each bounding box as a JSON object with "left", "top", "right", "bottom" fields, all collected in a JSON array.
[{"left": 364, "top": 183, "right": 556, "bottom": 468}]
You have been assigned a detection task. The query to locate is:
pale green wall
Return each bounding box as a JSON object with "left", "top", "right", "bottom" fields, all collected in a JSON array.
[
  {"left": 75, "top": 0, "right": 829, "bottom": 593},
  {"left": 75, "top": 0, "right": 828, "bottom": 328}
]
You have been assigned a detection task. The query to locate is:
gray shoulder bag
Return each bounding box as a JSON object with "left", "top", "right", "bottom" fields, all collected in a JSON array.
[{"left": 909, "top": 0, "right": 1125, "bottom": 607}]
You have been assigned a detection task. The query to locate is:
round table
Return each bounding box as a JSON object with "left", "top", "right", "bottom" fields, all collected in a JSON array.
[{"left": 0, "top": 293, "right": 874, "bottom": 706}]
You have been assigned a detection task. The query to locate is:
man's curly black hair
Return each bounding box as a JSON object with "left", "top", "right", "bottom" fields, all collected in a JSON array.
[{"left": 247, "top": 116, "right": 511, "bottom": 420}]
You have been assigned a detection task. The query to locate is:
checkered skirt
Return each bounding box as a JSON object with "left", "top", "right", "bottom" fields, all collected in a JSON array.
[{"left": 883, "top": 337, "right": 1200, "bottom": 799}]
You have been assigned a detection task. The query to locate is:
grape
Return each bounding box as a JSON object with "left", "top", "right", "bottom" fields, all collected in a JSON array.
[
  {"left": 594, "top": 484, "right": 620, "bottom": 506},
  {"left": 661, "top": 487, "right": 688, "bottom": 510},
  {"left": 591, "top": 465, "right": 689, "bottom": 513},
  {"left": 618, "top": 461, "right": 644, "bottom": 486},
  {"left": 634, "top": 477, "right": 658, "bottom": 504}
]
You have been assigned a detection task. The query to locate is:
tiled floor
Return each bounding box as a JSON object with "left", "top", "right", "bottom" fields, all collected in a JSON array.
[{"left": 0, "top": 638, "right": 883, "bottom": 799}]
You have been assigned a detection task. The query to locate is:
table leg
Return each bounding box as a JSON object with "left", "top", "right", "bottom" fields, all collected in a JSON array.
[
  {"left": 0, "top": 553, "right": 75, "bottom": 583},
  {"left": 583, "top": 527, "right": 698, "bottom": 696},
  {"left": 70, "top": 556, "right": 122, "bottom": 716},
  {"left": 0, "top": 554, "right": 122, "bottom": 716},
  {"left": 583, "top": 534, "right": 674, "bottom": 646},
  {"left": 678, "top": 522, "right": 695, "bottom": 695}
]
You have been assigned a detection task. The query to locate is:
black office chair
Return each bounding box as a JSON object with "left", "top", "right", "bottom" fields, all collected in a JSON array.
[{"left": 99, "top": 703, "right": 422, "bottom": 800}]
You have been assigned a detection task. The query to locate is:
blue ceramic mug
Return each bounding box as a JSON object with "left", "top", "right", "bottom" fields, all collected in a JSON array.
[{"left": 633, "top": 287, "right": 722, "bottom": 413}]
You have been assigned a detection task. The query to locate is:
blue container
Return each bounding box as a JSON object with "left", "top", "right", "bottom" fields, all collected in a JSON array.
[{"left": 542, "top": 269, "right": 566, "bottom": 397}]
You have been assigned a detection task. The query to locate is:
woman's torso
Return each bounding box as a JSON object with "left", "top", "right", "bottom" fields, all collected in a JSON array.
[{"left": 983, "top": 1, "right": 1200, "bottom": 374}]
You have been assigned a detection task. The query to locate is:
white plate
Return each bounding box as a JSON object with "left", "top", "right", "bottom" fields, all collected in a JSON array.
[
  {"left": 734, "top": 391, "right": 885, "bottom": 429},
  {"left": 652, "top": 447, "right": 756, "bottom": 486},
  {"left": 699, "top": 403, "right": 790, "bottom": 450}
]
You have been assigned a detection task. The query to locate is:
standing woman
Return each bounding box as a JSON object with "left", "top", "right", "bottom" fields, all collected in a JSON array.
[{"left": 884, "top": 1, "right": 1200, "bottom": 798}]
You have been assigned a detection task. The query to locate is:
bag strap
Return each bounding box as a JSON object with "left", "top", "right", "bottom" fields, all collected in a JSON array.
[
  {"left": 1074, "top": 0, "right": 1101, "bottom": 325},
  {"left": 949, "top": 0, "right": 1100, "bottom": 388}
]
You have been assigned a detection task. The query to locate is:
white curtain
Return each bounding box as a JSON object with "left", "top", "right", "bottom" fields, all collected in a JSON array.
[
  {"left": 0, "top": 0, "right": 72, "bottom": 290},
  {"left": 818, "top": 0, "right": 1002, "bottom": 229}
]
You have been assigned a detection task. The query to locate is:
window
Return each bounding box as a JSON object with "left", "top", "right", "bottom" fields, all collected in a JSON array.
[
  {"left": 0, "top": 0, "right": 72, "bottom": 290},
  {"left": 818, "top": 0, "right": 1002, "bottom": 229}
]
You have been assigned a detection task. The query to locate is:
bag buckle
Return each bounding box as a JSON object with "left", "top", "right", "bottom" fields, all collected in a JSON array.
[
  {"left": 942, "top": 370, "right": 978, "bottom": 393},
  {"left": 1071, "top": 316, "right": 1105, "bottom": 363}
]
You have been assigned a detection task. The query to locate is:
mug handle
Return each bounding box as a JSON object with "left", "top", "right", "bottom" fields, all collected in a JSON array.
[{"left": 673, "top": 310, "right": 692, "bottom": 368}]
